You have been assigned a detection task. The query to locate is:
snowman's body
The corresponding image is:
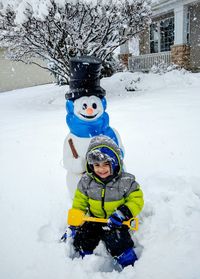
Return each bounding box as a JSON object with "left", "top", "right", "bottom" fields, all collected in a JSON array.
[
  {"left": 63, "top": 133, "right": 91, "bottom": 197},
  {"left": 63, "top": 96, "right": 125, "bottom": 198},
  {"left": 63, "top": 56, "right": 125, "bottom": 199}
]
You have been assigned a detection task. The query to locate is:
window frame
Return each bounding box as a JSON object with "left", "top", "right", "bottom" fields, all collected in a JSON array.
[
  {"left": 186, "top": 9, "right": 190, "bottom": 44},
  {"left": 150, "top": 16, "right": 175, "bottom": 53}
]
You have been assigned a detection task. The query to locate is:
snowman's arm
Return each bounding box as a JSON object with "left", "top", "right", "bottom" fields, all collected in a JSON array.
[
  {"left": 68, "top": 138, "right": 79, "bottom": 159},
  {"left": 63, "top": 136, "right": 86, "bottom": 174}
]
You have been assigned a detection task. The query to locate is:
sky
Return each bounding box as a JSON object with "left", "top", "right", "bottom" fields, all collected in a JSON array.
[{"left": 0, "top": 69, "right": 200, "bottom": 279}]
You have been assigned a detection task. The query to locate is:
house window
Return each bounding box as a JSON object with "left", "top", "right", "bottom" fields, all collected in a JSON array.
[
  {"left": 150, "top": 22, "right": 159, "bottom": 53},
  {"left": 150, "top": 17, "right": 174, "bottom": 53}
]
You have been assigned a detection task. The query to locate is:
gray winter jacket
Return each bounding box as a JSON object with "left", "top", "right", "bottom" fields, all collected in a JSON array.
[{"left": 72, "top": 135, "right": 144, "bottom": 218}]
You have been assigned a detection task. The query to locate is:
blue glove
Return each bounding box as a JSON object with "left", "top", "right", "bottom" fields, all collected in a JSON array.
[
  {"left": 69, "top": 226, "right": 78, "bottom": 238},
  {"left": 60, "top": 229, "right": 68, "bottom": 242},
  {"left": 60, "top": 226, "right": 78, "bottom": 242},
  {"left": 107, "top": 210, "right": 125, "bottom": 228}
]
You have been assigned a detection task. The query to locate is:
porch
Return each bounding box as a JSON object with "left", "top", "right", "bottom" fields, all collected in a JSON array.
[
  {"left": 128, "top": 51, "right": 171, "bottom": 72},
  {"left": 125, "top": 0, "right": 200, "bottom": 72}
]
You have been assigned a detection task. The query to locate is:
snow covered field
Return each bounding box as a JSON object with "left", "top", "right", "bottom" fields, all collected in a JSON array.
[{"left": 1, "top": 70, "right": 200, "bottom": 279}]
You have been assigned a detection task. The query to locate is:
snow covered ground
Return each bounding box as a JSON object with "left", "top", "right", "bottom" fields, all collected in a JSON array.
[{"left": 1, "top": 70, "right": 200, "bottom": 279}]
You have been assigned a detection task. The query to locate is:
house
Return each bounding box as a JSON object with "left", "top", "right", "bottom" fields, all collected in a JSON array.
[
  {"left": 126, "top": 0, "right": 200, "bottom": 72},
  {"left": 0, "top": 48, "right": 55, "bottom": 93}
]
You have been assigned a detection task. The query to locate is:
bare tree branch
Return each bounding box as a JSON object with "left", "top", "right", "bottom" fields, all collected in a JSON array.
[{"left": 0, "top": 0, "right": 152, "bottom": 84}]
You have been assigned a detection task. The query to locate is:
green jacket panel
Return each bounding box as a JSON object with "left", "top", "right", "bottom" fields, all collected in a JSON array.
[
  {"left": 124, "top": 189, "right": 144, "bottom": 217},
  {"left": 72, "top": 172, "right": 144, "bottom": 218},
  {"left": 72, "top": 189, "right": 89, "bottom": 213}
]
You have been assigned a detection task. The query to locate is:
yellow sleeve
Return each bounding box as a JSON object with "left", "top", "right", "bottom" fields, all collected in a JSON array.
[
  {"left": 125, "top": 188, "right": 144, "bottom": 217},
  {"left": 72, "top": 189, "right": 89, "bottom": 213}
]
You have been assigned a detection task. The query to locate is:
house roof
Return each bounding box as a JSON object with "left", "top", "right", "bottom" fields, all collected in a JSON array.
[{"left": 152, "top": 0, "right": 200, "bottom": 16}]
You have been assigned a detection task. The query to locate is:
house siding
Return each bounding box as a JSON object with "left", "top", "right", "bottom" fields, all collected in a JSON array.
[
  {"left": 189, "top": 3, "right": 200, "bottom": 69},
  {"left": 139, "top": 27, "right": 150, "bottom": 55},
  {"left": 152, "top": 11, "right": 174, "bottom": 22},
  {"left": 0, "top": 49, "right": 55, "bottom": 93}
]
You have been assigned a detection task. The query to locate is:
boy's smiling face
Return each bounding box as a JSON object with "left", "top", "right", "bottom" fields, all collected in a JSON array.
[{"left": 93, "top": 161, "right": 111, "bottom": 179}]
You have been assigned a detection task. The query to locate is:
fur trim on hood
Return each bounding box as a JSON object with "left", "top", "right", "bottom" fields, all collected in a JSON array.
[{"left": 86, "top": 135, "right": 123, "bottom": 176}]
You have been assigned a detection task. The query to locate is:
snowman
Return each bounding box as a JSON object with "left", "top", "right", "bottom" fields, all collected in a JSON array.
[{"left": 63, "top": 56, "right": 125, "bottom": 198}]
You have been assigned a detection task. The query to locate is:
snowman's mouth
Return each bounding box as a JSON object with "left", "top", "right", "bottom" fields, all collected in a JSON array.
[{"left": 80, "top": 113, "right": 98, "bottom": 119}]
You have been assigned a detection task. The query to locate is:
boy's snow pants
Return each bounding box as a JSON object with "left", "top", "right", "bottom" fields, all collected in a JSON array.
[{"left": 73, "top": 222, "right": 134, "bottom": 257}]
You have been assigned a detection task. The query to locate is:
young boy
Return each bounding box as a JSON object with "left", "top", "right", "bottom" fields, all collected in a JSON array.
[{"left": 70, "top": 135, "right": 144, "bottom": 269}]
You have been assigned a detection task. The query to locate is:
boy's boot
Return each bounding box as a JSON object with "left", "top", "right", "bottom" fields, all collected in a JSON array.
[
  {"left": 116, "top": 248, "right": 138, "bottom": 269},
  {"left": 79, "top": 250, "right": 93, "bottom": 258}
]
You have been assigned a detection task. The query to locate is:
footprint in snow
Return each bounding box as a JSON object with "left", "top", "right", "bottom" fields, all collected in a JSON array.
[{"left": 37, "top": 223, "right": 55, "bottom": 242}]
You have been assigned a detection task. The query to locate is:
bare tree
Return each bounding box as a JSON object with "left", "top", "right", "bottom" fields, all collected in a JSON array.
[{"left": 0, "top": 0, "right": 151, "bottom": 84}]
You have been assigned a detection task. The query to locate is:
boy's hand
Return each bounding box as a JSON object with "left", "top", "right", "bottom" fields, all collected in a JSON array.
[
  {"left": 60, "top": 229, "right": 68, "bottom": 242},
  {"left": 69, "top": 226, "right": 78, "bottom": 238},
  {"left": 107, "top": 210, "right": 125, "bottom": 228},
  {"left": 60, "top": 226, "right": 78, "bottom": 242}
]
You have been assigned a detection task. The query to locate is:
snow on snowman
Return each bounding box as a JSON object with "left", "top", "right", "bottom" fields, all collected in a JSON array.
[{"left": 63, "top": 56, "right": 125, "bottom": 198}]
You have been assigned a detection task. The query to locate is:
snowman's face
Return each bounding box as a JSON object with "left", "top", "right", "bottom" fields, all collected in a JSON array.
[{"left": 74, "top": 96, "right": 104, "bottom": 121}]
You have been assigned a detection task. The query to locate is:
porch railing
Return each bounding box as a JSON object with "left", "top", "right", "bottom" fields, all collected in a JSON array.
[{"left": 128, "top": 51, "right": 171, "bottom": 72}]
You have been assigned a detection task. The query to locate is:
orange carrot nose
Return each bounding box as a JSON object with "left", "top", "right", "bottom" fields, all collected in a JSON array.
[{"left": 86, "top": 107, "right": 94, "bottom": 115}]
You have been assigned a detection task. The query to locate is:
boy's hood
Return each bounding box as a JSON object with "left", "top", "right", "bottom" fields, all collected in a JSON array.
[{"left": 85, "top": 135, "right": 123, "bottom": 177}]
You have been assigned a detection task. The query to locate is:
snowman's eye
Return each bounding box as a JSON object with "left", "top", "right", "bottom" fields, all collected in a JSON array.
[
  {"left": 92, "top": 103, "right": 97, "bottom": 109},
  {"left": 82, "top": 103, "right": 87, "bottom": 110}
]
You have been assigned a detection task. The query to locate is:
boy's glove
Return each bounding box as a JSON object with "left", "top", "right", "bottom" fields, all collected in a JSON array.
[
  {"left": 69, "top": 226, "right": 78, "bottom": 238},
  {"left": 108, "top": 205, "right": 133, "bottom": 229},
  {"left": 60, "top": 226, "right": 78, "bottom": 242},
  {"left": 107, "top": 210, "right": 125, "bottom": 228},
  {"left": 60, "top": 229, "right": 68, "bottom": 242}
]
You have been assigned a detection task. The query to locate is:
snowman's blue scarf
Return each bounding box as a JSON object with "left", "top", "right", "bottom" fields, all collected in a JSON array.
[{"left": 66, "top": 99, "right": 119, "bottom": 146}]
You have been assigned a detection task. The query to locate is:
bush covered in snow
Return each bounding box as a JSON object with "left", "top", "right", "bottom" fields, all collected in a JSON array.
[
  {"left": 150, "top": 61, "right": 183, "bottom": 75},
  {"left": 0, "top": 0, "right": 151, "bottom": 84}
]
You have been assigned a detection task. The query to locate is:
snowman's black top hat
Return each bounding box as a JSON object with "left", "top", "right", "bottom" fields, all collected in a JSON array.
[{"left": 65, "top": 56, "right": 106, "bottom": 100}]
